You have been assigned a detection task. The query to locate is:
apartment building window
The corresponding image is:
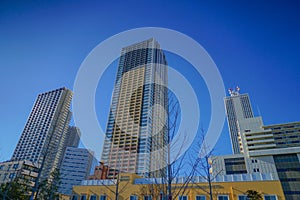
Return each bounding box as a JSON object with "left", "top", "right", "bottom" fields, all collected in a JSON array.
[
  {"left": 196, "top": 195, "right": 206, "bottom": 200},
  {"left": 178, "top": 196, "right": 188, "bottom": 200},
  {"left": 264, "top": 195, "right": 277, "bottom": 200},
  {"left": 71, "top": 195, "right": 78, "bottom": 200},
  {"left": 144, "top": 195, "right": 152, "bottom": 200},
  {"left": 238, "top": 195, "right": 249, "bottom": 200},
  {"left": 130, "top": 195, "right": 138, "bottom": 200},
  {"left": 13, "top": 164, "right": 19, "bottom": 169},
  {"left": 90, "top": 195, "right": 97, "bottom": 200},
  {"left": 217, "top": 195, "right": 229, "bottom": 200},
  {"left": 9, "top": 173, "right": 15, "bottom": 179},
  {"left": 80, "top": 195, "right": 87, "bottom": 200},
  {"left": 100, "top": 195, "right": 107, "bottom": 200}
]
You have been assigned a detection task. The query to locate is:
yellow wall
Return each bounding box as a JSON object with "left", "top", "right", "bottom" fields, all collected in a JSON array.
[
  {"left": 188, "top": 181, "right": 285, "bottom": 200},
  {"left": 72, "top": 174, "right": 285, "bottom": 200}
]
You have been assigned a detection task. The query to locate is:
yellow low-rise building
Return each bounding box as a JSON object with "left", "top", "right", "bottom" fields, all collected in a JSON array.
[{"left": 71, "top": 173, "right": 285, "bottom": 200}]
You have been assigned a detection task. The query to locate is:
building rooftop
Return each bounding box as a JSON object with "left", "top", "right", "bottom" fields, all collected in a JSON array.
[{"left": 80, "top": 173, "right": 277, "bottom": 186}]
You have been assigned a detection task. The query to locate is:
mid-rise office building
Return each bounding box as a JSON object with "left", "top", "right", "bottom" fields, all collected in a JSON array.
[
  {"left": 239, "top": 120, "right": 300, "bottom": 156},
  {"left": 218, "top": 89, "right": 300, "bottom": 200},
  {"left": 224, "top": 87, "right": 254, "bottom": 154},
  {"left": 11, "top": 87, "right": 73, "bottom": 180},
  {"left": 58, "top": 147, "right": 96, "bottom": 195},
  {"left": 212, "top": 148, "right": 300, "bottom": 200},
  {"left": 101, "top": 39, "right": 168, "bottom": 178}
]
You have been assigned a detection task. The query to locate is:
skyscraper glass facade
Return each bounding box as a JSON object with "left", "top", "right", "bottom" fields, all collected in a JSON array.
[
  {"left": 101, "top": 38, "right": 168, "bottom": 178},
  {"left": 274, "top": 154, "right": 300, "bottom": 200}
]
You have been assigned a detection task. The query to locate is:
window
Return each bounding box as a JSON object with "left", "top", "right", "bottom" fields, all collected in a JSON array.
[
  {"left": 130, "top": 195, "right": 138, "bottom": 200},
  {"left": 196, "top": 196, "right": 206, "bottom": 200},
  {"left": 178, "top": 196, "right": 188, "bottom": 200},
  {"left": 80, "top": 195, "right": 87, "bottom": 200},
  {"left": 238, "top": 195, "right": 249, "bottom": 200},
  {"left": 71, "top": 195, "right": 78, "bottom": 200},
  {"left": 100, "top": 195, "right": 107, "bottom": 200},
  {"left": 218, "top": 196, "right": 229, "bottom": 200},
  {"left": 13, "top": 164, "right": 19, "bottom": 169},
  {"left": 9, "top": 173, "right": 15, "bottom": 179},
  {"left": 90, "top": 195, "right": 97, "bottom": 200},
  {"left": 264, "top": 195, "right": 277, "bottom": 200},
  {"left": 144, "top": 195, "right": 152, "bottom": 200}
]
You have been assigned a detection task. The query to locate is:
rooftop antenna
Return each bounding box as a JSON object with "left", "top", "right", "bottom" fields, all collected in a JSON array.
[
  {"left": 228, "top": 88, "right": 233, "bottom": 96},
  {"left": 228, "top": 86, "right": 240, "bottom": 96},
  {"left": 236, "top": 86, "right": 240, "bottom": 94}
]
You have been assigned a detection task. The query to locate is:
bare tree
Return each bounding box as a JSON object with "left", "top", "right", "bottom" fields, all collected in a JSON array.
[
  {"left": 137, "top": 91, "right": 199, "bottom": 200},
  {"left": 189, "top": 129, "right": 223, "bottom": 200},
  {"left": 76, "top": 172, "right": 131, "bottom": 200}
]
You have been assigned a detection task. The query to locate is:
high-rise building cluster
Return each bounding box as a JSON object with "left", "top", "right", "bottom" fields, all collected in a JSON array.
[
  {"left": 0, "top": 87, "right": 97, "bottom": 197},
  {"left": 70, "top": 40, "right": 295, "bottom": 200},
  {"left": 1, "top": 39, "right": 299, "bottom": 200},
  {"left": 11, "top": 87, "right": 73, "bottom": 180}
]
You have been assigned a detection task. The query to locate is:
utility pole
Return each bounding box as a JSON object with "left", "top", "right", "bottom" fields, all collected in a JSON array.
[
  {"left": 115, "top": 157, "right": 121, "bottom": 200},
  {"left": 206, "top": 156, "right": 213, "bottom": 200},
  {"left": 115, "top": 171, "right": 120, "bottom": 200},
  {"left": 167, "top": 114, "right": 172, "bottom": 200}
]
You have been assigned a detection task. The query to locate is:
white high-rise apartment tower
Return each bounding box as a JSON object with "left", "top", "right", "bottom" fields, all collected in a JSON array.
[{"left": 11, "top": 87, "right": 73, "bottom": 180}]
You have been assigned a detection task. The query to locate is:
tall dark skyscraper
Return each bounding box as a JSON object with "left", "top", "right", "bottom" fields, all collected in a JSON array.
[
  {"left": 101, "top": 38, "right": 168, "bottom": 178},
  {"left": 11, "top": 87, "right": 73, "bottom": 180},
  {"left": 224, "top": 87, "right": 254, "bottom": 154}
]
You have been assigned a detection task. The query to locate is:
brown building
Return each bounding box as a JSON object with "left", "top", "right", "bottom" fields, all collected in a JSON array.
[{"left": 89, "top": 161, "right": 109, "bottom": 180}]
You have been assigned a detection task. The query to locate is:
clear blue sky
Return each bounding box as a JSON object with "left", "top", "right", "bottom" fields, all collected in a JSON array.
[{"left": 0, "top": 0, "right": 299, "bottom": 161}]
